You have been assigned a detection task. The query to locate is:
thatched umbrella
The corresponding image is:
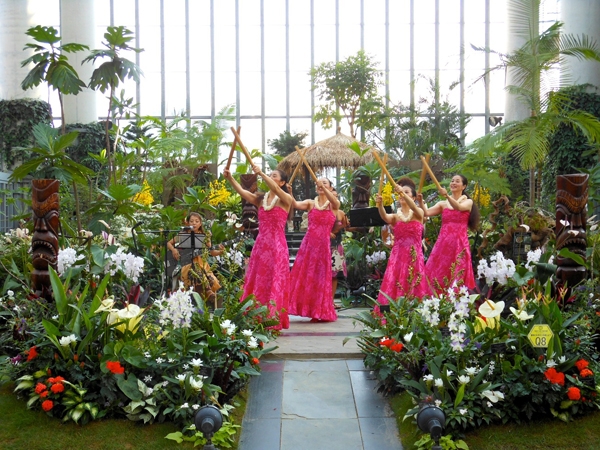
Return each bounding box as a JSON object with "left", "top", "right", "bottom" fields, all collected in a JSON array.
[{"left": 277, "top": 131, "right": 374, "bottom": 175}]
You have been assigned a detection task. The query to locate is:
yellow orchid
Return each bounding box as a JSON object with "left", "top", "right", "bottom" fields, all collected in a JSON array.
[{"left": 474, "top": 315, "right": 500, "bottom": 333}]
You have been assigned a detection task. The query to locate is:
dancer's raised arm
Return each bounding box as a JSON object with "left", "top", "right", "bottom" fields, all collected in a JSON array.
[
  {"left": 223, "top": 168, "right": 261, "bottom": 206},
  {"left": 252, "top": 165, "right": 294, "bottom": 210}
]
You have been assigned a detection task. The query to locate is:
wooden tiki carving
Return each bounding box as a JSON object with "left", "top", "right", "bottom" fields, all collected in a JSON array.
[
  {"left": 352, "top": 174, "right": 371, "bottom": 209},
  {"left": 555, "top": 174, "right": 588, "bottom": 287},
  {"left": 240, "top": 174, "right": 259, "bottom": 238},
  {"left": 31, "top": 179, "right": 60, "bottom": 300}
]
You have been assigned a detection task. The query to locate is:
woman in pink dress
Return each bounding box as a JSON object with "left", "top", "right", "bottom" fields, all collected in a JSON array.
[
  {"left": 223, "top": 165, "right": 293, "bottom": 330},
  {"left": 420, "top": 174, "right": 479, "bottom": 294},
  {"left": 375, "top": 183, "right": 430, "bottom": 308},
  {"left": 288, "top": 178, "right": 340, "bottom": 321}
]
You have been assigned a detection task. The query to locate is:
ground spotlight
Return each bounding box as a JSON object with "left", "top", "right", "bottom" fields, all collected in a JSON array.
[
  {"left": 416, "top": 404, "right": 445, "bottom": 450},
  {"left": 194, "top": 405, "right": 223, "bottom": 450}
]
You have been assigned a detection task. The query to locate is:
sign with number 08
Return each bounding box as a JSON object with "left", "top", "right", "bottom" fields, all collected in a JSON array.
[{"left": 527, "top": 324, "right": 554, "bottom": 348}]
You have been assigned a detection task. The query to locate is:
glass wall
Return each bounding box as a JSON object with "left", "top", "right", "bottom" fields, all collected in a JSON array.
[{"left": 32, "top": 1, "right": 558, "bottom": 156}]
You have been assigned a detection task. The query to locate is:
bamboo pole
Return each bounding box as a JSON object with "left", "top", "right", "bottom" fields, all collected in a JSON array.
[
  {"left": 377, "top": 153, "right": 388, "bottom": 196},
  {"left": 295, "top": 145, "right": 319, "bottom": 183},
  {"left": 420, "top": 155, "right": 443, "bottom": 191},
  {"left": 417, "top": 153, "right": 431, "bottom": 193},
  {"left": 225, "top": 126, "right": 241, "bottom": 171},
  {"left": 230, "top": 127, "right": 253, "bottom": 164},
  {"left": 289, "top": 148, "right": 306, "bottom": 184}
]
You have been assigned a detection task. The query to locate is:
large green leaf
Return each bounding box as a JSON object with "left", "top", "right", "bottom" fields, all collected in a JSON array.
[{"left": 117, "top": 374, "right": 143, "bottom": 401}]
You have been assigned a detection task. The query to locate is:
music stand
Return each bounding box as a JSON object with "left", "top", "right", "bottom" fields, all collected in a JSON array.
[
  {"left": 349, "top": 206, "right": 392, "bottom": 227},
  {"left": 177, "top": 232, "right": 206, "bottom": 250}
]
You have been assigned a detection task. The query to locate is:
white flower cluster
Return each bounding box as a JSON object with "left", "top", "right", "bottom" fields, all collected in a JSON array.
[
  {"left": 446, "top": 285, "right": 476, "bottom": 353},
  {"left": 525, "top": 248, "right": 541, "bottom": 271},
  {"left": 416, "top": 297, "right": 441, "bottom": 327},
  {"left": 104, "top": 247, "right": 145, "bottom": 283},
  {"left": 59, "top": 334, "right": 77, "bottom": 347},
  {"left": 242, "top": 329, "right": 259, "bottom": 348},
  {"left": 155, "top": 285, "right": 196, "bottom": 329},
  {"left": 57, "top": 248, "right": 84, "bottom": 274},
  {"left": 221, "top": 319, "right": 237, "bottom": 336},
  {"left": 366, "top": 250, "right": 387, "bottom": 266},
  {"left": 477, "top": 251, "right": 516, "bottom": 285}
]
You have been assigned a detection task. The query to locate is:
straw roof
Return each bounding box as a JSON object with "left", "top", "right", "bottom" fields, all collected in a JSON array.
[{"left": 277, "top": 131, "right": 374, "bottom": 175}]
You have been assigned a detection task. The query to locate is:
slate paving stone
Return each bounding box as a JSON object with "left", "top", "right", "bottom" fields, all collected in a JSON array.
[
  {"left": 349, "top": 370, "right": 394, "bottom": 418},
  {"left": 281, "top": 418, "right": 363, "bottom": 450},
  {"left": 238, "top": 315, "right": 402, "bottom": 450}
]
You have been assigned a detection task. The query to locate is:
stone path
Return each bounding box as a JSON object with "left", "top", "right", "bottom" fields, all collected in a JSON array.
[{"left": 238, "top": 311, "right": 403, "bottom": 450}]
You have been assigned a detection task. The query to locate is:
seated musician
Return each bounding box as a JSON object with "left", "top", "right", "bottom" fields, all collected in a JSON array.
[{"left": 166, "top": 212, "right": 224, "bottom": 307}]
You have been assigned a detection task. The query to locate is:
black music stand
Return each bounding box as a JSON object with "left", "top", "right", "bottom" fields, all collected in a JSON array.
[{"left": 349, "top": 206, "right": 392, "bottom": 227}]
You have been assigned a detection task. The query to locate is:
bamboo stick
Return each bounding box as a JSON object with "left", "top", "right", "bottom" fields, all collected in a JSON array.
[
  {"left": 377, "top": 153, "right": 389, "bottom": 196},
  {"left": 420, "top": 155, "right": 443, "bottom": 191},
  {"left": 295, "top": 145, "right": 319, "bottom": 183},
  {"left": 417, "top": 153, "right": 431, "bottom": 193},
  {"left": 289, "top": 148, "right": 305, "bottom": 184},
  {"left": 230, "top": 127, "right": 253, "bottom": 164},
  {"left": 225, "top": 126, "right": 241, "bottom": 171}
]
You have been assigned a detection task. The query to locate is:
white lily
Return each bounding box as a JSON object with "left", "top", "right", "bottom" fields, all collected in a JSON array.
[{"left": 479, "top": 300, "right": 505, "bottom": 318}]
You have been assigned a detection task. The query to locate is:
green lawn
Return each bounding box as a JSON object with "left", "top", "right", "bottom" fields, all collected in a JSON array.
[
  {"left": 0, "top": 382, "right": 246, "bottom": 450},
  {"left": 391, "top": 392, "right": 600, "bottom": 450}
]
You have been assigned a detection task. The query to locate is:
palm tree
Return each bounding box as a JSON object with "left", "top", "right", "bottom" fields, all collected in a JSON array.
[{"left": 472, "top": 0, "right": 600, "bottom": 205}]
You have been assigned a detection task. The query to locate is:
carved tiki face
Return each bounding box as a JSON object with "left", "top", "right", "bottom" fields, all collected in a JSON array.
[{"left": 31, "top": 179, "right": 60, "bottom": 293}]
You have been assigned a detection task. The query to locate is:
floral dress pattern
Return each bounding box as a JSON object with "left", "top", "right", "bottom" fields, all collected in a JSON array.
[
  {"left": 425, "top": 208, "right": 475, "bottom": 294},
  {"left": 288, "top": 207, "right": 337, "bottom": 321},
  {"left": 377, "top": 220, "right": 430, "bottom": 305},
  {"left": 242, "top": 205, "right": 290, "bottom": 329}
]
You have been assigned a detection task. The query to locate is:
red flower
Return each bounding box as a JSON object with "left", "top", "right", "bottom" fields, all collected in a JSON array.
[
  {"left": 50, "top": 383, "right": 65, "bottom": 394},
  {"left": 39, "top": 391, "right": 49, "bottom": 398},
  {"left": 380, "top": 338, "right": 394, "bottom": 348},
  {"left": 51, "top": 376, "right": 65, "bottom": 384},
  {"left": 41, "top": 400, "right": 54, "bottom": 412},
  {"left": 580, "top": 368, "right": 594, "bottom": 378},
  {"left": 567, "top": 387, "right": 581, "bottom": 401},
  {"left": 47, "top": 377, "right": 56, "bottom": 384},
  {"left": 390, "top": 343, "right": 404, "bottom": 352},
  {"left": 106, "top": 361, "right": 125, "bottom": 375},
  {"left": 538, "top": 355, "right": 545, "bottom": 362},
  {"left": 575, "top": 359, "right": 589, "bottom": 371},
  {"left": 34, "top": 383, "right": 47, "bottom": 394},
  {"left": 73, "top": 354, "right": 79, "bottom": 362},
  {"left": 252, "top": 358, "right": 260, "bottom": 365},
  {"left": 26, "top": 346, "right": 38, "bottom": 361},
  {"left": 544, "top": 368, "right": 565, "bottom": 386}
]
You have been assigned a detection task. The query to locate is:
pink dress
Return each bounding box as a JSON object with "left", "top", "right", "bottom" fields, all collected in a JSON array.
[
  {"left": 242, "top": 205, "right": 290, "bottom": 329},
  {"left": 288, "top": 207, "right": 337, "bottom": 321},
  {"left": 377, "top": 220, "right": 430, "bottom": 304},
  {"left": 425, "top": 208, "right": 475, "bottom": 294}
]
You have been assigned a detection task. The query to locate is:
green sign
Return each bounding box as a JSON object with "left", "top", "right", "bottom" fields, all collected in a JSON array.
[{"left": 527, "top": 324, "right": 554, "bottom": 348}]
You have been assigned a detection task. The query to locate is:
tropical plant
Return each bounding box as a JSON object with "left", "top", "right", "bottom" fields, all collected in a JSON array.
[
  {"left": 471, "top": 0, "right": 600, "bottom": 205},
  {"left": 20, "top": 26, "right": 88, "bottom": 134},
  {"left": 83, "top": 26, "right": 143, "bottom": 184},
  {"left": 310, "top": 50, "right": 384, "bottom": 138}
]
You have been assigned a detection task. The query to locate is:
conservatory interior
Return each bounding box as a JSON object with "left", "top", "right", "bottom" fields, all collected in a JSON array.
[{"left": 1, "top": 0, "right": 600, "bottom": 449}]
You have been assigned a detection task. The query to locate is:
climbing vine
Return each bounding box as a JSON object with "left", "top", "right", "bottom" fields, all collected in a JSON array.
[{"left": 0, "top": 99, "right": 52, "bottom": 170}]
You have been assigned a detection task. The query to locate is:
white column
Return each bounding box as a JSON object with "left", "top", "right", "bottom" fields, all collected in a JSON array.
[
  {"left": 61, "top": 0, "right": 97, "bottom": 124},
  {"left": 0, "top": 0, "right": 48, "bottom": 101},
  {"left": 561, "top": 0, "right": 600, "bottom": 90},
  {"left": 504, "top": 1, "right": 531, "bottom": 123}
]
